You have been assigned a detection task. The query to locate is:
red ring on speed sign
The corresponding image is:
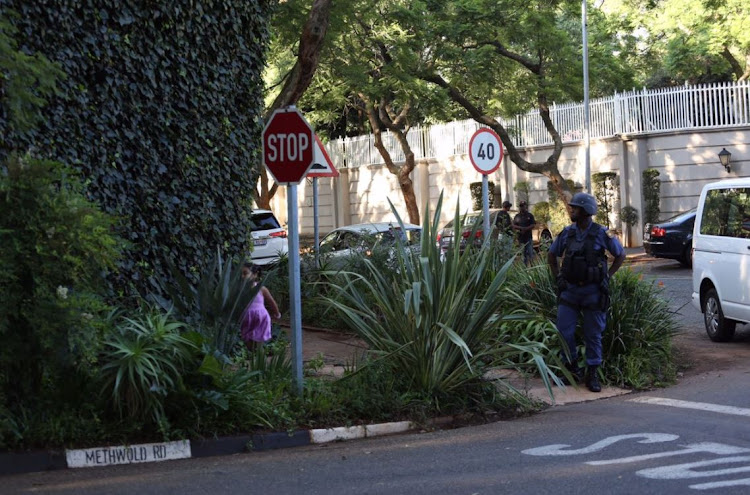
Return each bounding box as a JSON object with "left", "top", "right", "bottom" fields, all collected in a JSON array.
[{"left": 469, "top": 128, "right": 504, "bottom": 175}]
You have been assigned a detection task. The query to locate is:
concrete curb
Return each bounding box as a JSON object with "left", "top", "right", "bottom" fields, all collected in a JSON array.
[{"left": 0, "top": 418, "right": 451, "bottom": 476}]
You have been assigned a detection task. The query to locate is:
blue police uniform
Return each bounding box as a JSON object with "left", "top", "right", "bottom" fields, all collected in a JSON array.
[{"left": 548, "top": 219, "right": 624, "bottom": 366}]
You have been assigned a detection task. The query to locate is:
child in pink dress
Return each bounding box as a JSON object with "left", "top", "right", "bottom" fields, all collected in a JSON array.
[{"left": 240, "top": 264, "right": 281, "bottom": 352}]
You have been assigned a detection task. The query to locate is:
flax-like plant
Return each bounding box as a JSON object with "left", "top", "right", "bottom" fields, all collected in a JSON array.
[
  {"left": 321, "top": 193, "right": 558, "bottom": 403},
  {"left": 154, "top": 248, "right": 261, "bottom": 355}
]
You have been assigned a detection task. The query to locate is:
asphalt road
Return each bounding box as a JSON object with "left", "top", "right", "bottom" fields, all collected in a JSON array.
[{"left": 6, "top": 259, "right": 750, "bottom": 494}]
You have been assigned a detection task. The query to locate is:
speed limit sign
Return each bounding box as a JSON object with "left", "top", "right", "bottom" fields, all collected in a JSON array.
[{"left": 469, "top": 128, "right": 504, "bottom": 174}]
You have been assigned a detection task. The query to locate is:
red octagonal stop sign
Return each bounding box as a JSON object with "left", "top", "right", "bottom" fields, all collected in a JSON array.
[{"left": 262, "top": 107, "right": 315, "bottom": 185}]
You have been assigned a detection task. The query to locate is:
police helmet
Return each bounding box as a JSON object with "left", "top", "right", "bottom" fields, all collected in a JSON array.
[{"left": 568, "top": 192, "right": 598, "bottom": 216}]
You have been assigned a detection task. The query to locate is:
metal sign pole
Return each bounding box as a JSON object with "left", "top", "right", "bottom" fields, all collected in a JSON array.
[
  {"left": 313, "top": 177, "right": 319, "bottom": 267},
  {"left": 482, "top": 175, "right": 490, "bottom": 240},
  {"left": 287, "top": 183, "right": 303, "bottom": 394}
]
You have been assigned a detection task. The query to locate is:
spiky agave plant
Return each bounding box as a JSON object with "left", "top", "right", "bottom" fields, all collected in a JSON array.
[{"left": 321, "top": 193, "right": 559, "bottom": 406}]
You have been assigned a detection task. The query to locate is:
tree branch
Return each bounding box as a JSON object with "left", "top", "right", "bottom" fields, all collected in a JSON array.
[{"left": 481, "top": 41, "right": 541, "bottom": 73}]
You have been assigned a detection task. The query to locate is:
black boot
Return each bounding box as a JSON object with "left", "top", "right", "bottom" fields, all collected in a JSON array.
[
  {"left": 562, "top": 362, "right": 584, "bottom": 385},
  {"left": 585, "top": 366, "right": 601, "bottom": 393}
]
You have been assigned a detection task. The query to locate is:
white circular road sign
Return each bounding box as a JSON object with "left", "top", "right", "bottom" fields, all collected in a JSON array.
[{"left": 469, "top": 128, "right": 504, "bottom": 175}]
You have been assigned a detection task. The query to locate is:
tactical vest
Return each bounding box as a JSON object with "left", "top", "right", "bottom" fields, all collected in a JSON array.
[{"left": 560, "top": 224, "right": 607, "bottom": 285}]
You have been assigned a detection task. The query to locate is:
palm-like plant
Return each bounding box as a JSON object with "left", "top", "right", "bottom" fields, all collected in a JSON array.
[
  {"left": 99, "top": 308, "right": 199, "bottom": 423},
  {"left": 321, "top": 194, "right": 558, "bottom": 404}
]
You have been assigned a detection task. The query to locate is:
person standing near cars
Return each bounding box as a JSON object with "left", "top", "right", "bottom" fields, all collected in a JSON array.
[
  {"left": 497, "top": 201, "right": 513, "bottom": 234},
  {"left": 547, "top": 193, "right": 625, "bottom": 392},
  {"left": 513, "top": 201, "right": 536, "bottom": 265},
  {"left": 496, "top": 200, "right": 513, "bottom": 247}
]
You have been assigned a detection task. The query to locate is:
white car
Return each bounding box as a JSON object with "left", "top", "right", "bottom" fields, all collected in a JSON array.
[
  {"left": 249, "top": 209, "right": 288, "bottom": 266},
  {"left": 318, "top": 222, "right": 421, "bottom": 268},
  {"left": 691, "top": 178, "right": 750, "bottom": 342}
]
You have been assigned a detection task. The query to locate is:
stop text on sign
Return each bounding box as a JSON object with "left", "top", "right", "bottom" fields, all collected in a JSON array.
[
  {"left": 266, "top": 133, "right": 311, "bottom": 163},
  {"left": 262, "top": 106, "right": 315, "bottom": 185}
]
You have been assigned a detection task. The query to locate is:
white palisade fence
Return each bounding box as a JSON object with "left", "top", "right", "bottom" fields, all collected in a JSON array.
[{"left": 327, "top": 81, "right": 750, "bottom": 169}]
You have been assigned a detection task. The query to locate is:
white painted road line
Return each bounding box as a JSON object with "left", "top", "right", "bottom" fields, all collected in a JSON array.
[{"left": 630, "top": 397, "right": 750, "bottom": 417}]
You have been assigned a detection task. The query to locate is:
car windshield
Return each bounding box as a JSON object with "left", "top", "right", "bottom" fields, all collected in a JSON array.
[
  {"left": 662, "top": 208, "right": 697, "bottom": 224},
  {"left": 373, "top": 227, "right": 421, "bottom": 246},
  {"left": 250, "top": 212, "right": 281, "bottom": 232}
]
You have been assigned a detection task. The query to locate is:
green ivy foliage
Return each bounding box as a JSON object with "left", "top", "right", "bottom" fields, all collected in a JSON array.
[
  {"left": 469, "top": 181, "right": 495, "bottom": 210},
  {"left": 1, "top": 1, "right": 271, "bottom": 296}
]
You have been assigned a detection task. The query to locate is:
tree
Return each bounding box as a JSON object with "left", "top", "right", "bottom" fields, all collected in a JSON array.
[
  {"left": 296, "top": 1, "right": 462, "bottom": 224},
  {"left": 607, "top": 0, "right": 749, "bottom": 84},
  {"left": 298, "top": 0, "right": 637, "bottom": 206},
  {"left": 412, "top": 0, "right": 636, "bottom": 202},
  {"left": 339, "top": 2, "right": 441, "bottom": 224},
  {"left": 257, "top": 0, "right": 334, "bottom": 209}
]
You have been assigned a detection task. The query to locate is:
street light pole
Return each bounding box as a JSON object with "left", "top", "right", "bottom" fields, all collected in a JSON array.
[{"left": 582, "top": 0, "right": 591, "bottom": 194}]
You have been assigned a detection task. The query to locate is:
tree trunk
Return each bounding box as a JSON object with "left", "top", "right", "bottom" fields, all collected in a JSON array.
[
  {"left": 255, "top": 0, "right": 333, "bottom": 208},
  {"left": 422, "top": 73, "right": 573, "bottom": 208},
  {"left": 361, "top": 96, "right": 420, "bottom": 225}
]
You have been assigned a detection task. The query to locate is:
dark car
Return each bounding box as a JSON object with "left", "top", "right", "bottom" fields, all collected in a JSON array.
[{"left": 643, "top": 208, "right": 697, "bottom": 267}]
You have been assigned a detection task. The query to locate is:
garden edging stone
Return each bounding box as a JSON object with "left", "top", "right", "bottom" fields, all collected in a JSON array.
[{"left": 0, "top": 417, "right": 454, "bottom": 476}]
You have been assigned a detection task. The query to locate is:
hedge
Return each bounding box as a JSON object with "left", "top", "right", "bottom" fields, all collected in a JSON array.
[{"left": 1, "top": 0, "right": 271, "bottom": 296}]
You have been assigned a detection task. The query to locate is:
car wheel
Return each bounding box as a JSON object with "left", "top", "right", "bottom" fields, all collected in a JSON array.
[{"left": 702, "top": 288, "right": 735, "bottom": 342}]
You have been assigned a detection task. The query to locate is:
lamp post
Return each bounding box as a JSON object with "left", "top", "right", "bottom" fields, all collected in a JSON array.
[
  {"left": 582, "top": 0, "right": 591, "bottom": 193},
  {"left": 718, "top": 148, "right": 731, "bottom": 173}
]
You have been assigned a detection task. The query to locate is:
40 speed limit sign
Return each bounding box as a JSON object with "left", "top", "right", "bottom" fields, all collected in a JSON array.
[{"left": 468, "top": 128, "right": 504, "bottom": 175}]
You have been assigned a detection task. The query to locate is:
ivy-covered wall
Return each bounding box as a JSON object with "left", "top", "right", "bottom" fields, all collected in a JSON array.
[{"left": 1, "top": 1, "right": 270, "bottom": 294}]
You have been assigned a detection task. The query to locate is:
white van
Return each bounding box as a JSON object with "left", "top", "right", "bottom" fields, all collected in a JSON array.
[{"left": 691, "top": 178, "right": 750, "bottom": 342}]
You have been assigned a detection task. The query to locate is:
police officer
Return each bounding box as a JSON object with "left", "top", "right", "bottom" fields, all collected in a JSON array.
[{"left": 547, "top": 192, "right": 625, "bottom": 392}]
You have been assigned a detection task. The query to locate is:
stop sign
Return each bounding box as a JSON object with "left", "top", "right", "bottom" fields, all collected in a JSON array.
[{"left": 262, "top": 107, "right": 315, "bottom": 184}]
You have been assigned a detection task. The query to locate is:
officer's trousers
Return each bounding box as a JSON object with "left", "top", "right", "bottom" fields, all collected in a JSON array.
[{"left": 556, "top": 283, "right": 606, "bottom": 366}]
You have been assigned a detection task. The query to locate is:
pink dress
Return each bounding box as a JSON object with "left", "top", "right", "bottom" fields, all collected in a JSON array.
[{"left": 240, "top": 288, "right": 271, "bottom": 343}]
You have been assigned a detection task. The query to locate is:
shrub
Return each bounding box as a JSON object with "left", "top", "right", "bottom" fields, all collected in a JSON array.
[
  {"left": 98, "top": 308, "right": 199, "bottom": 424},
  {"left": 0, "top": 155, "right": 123, "bottom": 407},
  {"left": 513, "top": 181, "right": 530, "bottom": 205},
  {"left": 604, "top": 270, "right": 677, "bottom": 388},
  {"left": 500, "top": 261, "right": 678, "bottom": 389},
  {"left": 643, "top": 168, "right": 661, "bottom": 225},
  {"left": 532, "top": 201, "right": 551, "bottom": 224},
  {"left": 470, "top": 181, "right": 495, "bottom": 211},
  {"left": 620, "top": 206, "right": 639, "bottom": 227},
  {"left": 153, "top": 250, "right": 262, "bottom": 355}
]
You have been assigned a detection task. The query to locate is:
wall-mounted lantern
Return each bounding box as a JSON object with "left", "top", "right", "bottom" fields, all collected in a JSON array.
[{"left": 718, "top": 148, "right": 732, "bottom": 173}]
